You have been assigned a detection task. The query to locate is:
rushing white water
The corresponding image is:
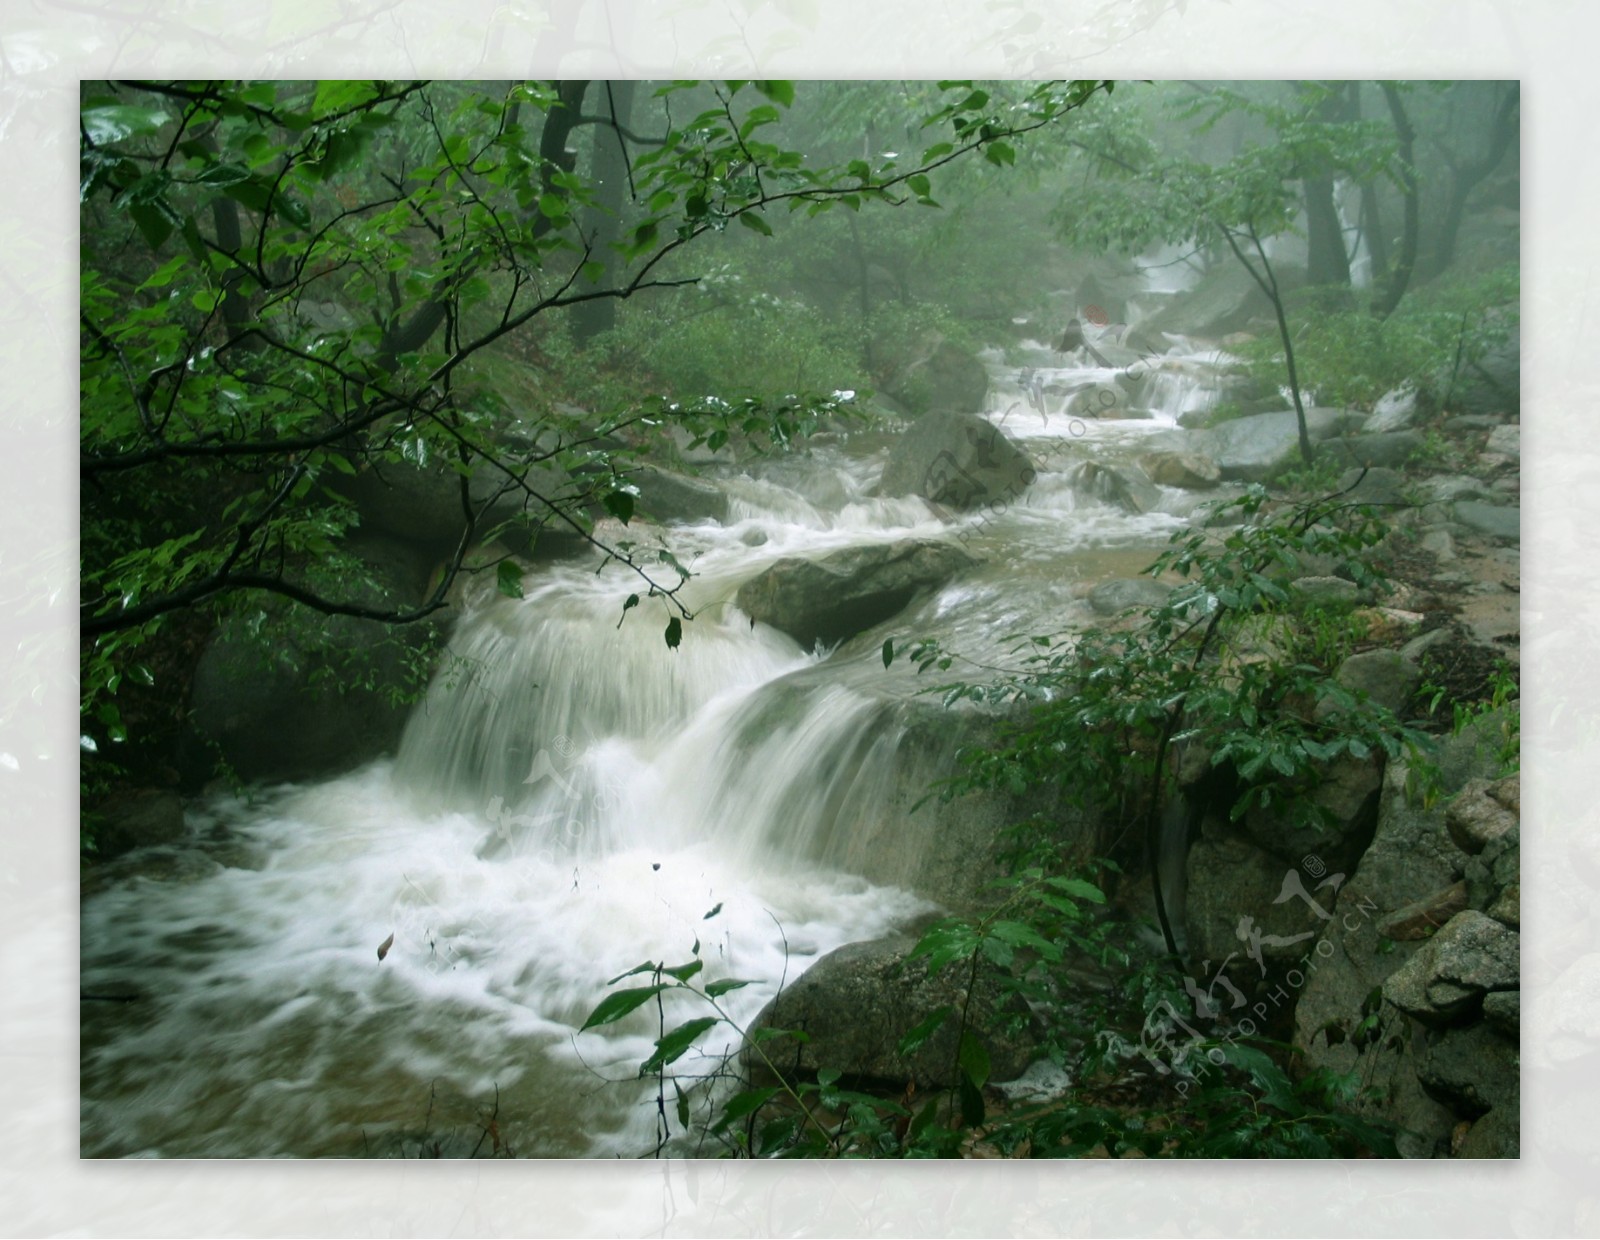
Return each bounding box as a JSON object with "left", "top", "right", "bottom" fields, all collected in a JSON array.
[{"left": 80, "top": 331, "right": 1239, "bottom": 1158}]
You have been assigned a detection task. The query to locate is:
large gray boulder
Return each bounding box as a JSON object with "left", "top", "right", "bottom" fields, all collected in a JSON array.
[
  {"left": 1237, "top": 754, "right": 1383, "bottom": 871},
  {"left": 1189, "top": 408, "right": 1368, "bottom": 482},
  {"left": 1088, "top": 577, "right": 1174, "bottom": 617},
  {"left": 744, "top": 935, "right": 1039, "bottom": 1088},
  {"left": 878, "top": 413, "right": 1036, "bottom": 510},
  {"left": 1183, "top": 815, "right": 1346, "bottom": 972},
  {"left": 1324, "top": 432, "right": 1425, "bottom": 470},
  {"left": 1071, "top": 461, "right": 1162, "bottom": 514},
  {"left": 881, "top": 335, "right": 989, "bottom": 416},
  {"left": 85, "top": 788, "right": 187, "bottom": 857},
  {"left": 1135, "top": 262, "right": 1306, "bottom": 340},
  {"left": 630, "top": 465, "right": 729, "bottom": 524},
  {"left": 1382, "top": 910, "right": 1519, "bottom": 1025},
  {"left": 1448, "top": 333, "right": 1519, "bottom": 417},
  {"left": 1290, "top": 725, "right": 1512, "bottom": 1157},
  {"left": 1140, "top": 451, "right": 1221, "bottom": 490},
  {"left": 735, "top": 539, "right": 977, "bottom": 650},
  {"left": 340, "top": 457, "right": 564, "bottom": 559},
  {"left": 1454, "top": 501, "right": 1520, "bottom": 542}
]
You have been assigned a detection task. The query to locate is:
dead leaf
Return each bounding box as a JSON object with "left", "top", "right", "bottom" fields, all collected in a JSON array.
[{"left": 377, "top": 932, "right": 394, "bottom": 962}]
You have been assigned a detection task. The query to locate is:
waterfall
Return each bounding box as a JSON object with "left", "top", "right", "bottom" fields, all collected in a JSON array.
[{"left": 80, "top": 323, "right": 1241, "bottom": 1159}]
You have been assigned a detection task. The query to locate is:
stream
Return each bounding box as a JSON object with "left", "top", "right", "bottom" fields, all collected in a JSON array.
[{"left": 80, "top": 326, "right": 1239, "bottom": 1158}]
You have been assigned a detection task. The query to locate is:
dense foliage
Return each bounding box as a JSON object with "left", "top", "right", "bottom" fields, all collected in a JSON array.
[{"left": 79, "top": 77, "right": 1111, "bottom": 790}]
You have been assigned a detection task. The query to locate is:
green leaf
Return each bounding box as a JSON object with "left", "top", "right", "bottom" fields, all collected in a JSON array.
[
  {"left": 580, "top": 983, "right": 667, "bottom": 1031},
  {"left": 674, "top": 1080, "right": 691, "bottom": 1130},
  {"left": 958, "top": 1030, "right": 991, "bottom": 1089},
  {"left": 738, "top": 211, "right": 773, "bottom": 237},
  {"left": 195, "top": 162, "right": 252, "bottom": 188},
  {"left": 983, "top": 140, "right": 1016, "bottom": 167},
  {"left": 753, "top": 81, "right": 795, "bottom": 108},
  {"left": 713, "top": 1087, "right": 781, "bottom": 1131},
  {"left": 640, "top": 1016, "right": 719, "bottom": 1073},
  {"left": 497, "top": 560, "right": 525, "bottom": 599},
  {"left": 1044, "top": 876, "right": 1107, "bottom": 903},
  {"left": 958, "top": 1074, "right": 986, "bottom": 1128},
  {"left": 82, "top": 104, "right": 172, "bottom": 146},
  {"left": 129, "top": 203, "right": 175, "bottom": 250},
  {"left": 882, "top": 638, "right": 895, "bottom": 669},
  {"left": 137, "top": 256, "right": 188, "bottom": 291},
  {"left": 895, "top": 1005, "right": 952, "bottom": 1058},
  {"left": 664, "top": 616, "right": 682, "bottom": 649},
  {"left": 704, "top": 978, "right": 755, "bottom": 998},
  {"left": 603, "top": 490, "right": 635, "bottom": 525},
  {"left": 660, "top": 958, "right": 703, "bottom": 982}
]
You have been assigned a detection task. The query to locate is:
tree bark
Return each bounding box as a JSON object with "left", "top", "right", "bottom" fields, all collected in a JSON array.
[
  {"left": 1370, "top": 81, "right": 1419, "bottom": 319},
  {"left": 572, "top": 81, "right": 635, "bottom": 344}
]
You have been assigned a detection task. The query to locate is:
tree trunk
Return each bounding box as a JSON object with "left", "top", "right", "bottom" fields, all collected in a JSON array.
[
  {"left": 572, "top": 81, "right": 635, "bottom": 344},
  {"left": 1371, "top": 81, "right": 1419, "bottom": 320},
  {"left": 1299, "top": 83, "right": 1353, "bottom": 290},
  {"left": 1424, "top": 83, "right": 1518, "bottom": 280}
]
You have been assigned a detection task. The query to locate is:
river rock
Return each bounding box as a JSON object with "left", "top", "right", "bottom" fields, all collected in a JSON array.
[
  {"left": 1453, "top": 501, "right": 1520, "bottom": 542},
  {"left": 1484, "top": 424, "right": 1520, "bottom": 458},
  {"left": 878, "top": 413, "right": 1036, "bottom": 510},
  {"left": 87, "top": 788, "right": 187, "bottom": 857},
  {"left": 1139, "top": 451, "right": 1221, "bottom": 489},
  {"left": 1335, "top": 466, "right": 1408, "bottom": 507},
  {"left": 340, "top": 456, "right": 563, "bottom": 560},
  {"left": 1071, "top": 461, "right": 1161, "bottom": 514},
  {"left": 1416, "top": 475, "right": 1493, "bottom": 506},
  {"left": 1382, "top": 910, "right": 1519, "bottom": 1025},
  {"left": 1319, "top": 649, "right": 1422, "bottom": 720},
  {"left": 1293, "top": 576, "right": 1361, "bottom": 608},
  {"left": 1323, "top": 432, "right": 1425, "bottom": 470},
  {"left": 881, "top": 335, "right": 989, "bottom": 416},
  {"left": 1135, "top": 261, "right": 1306, "bottom": 339},
  {"left": 1290, "top": 750, "right": 1493, "bottom": 1156},
  {"left": 1482, "top": 989, "right": 1519, "bottom": 1039},
  {"left": 1446, "top": 777, "right": 1520, "bottom": 855},
  {"left": 1088, "top": 577, "right": 1174, "bottom": 617},
  {"left": 1450, "top": 334, "right": 1519, "bottom": 417},
  {"left": 1183, "top": 816, "right": 1342, "bottom": 973},
  {"left": 1418, "top": 1023, "right": 1519, "bottom": 1116},
  {"left": 1456, "top": 1103, "right": 1519, "bottom": 1159},
  {"left": 1238, "top": 754, "right": 1383, "bottom": 871},
  {"left": 1378, "top": 880, "right": 1471, "bottom": 941},
  {"left": 1190, "top": 408, "right": 1368, "bottom": 482},
  {"left": 631, "top": 465, "right": 729, "bottom": 524},
  {"left": 1366, "top": 385, "right": 1419, "bottom": 433},
  {"left": 735, "top": 539, "right": 977, "bottom": 650},
  {"left": 744, "top": 935, "right": 1040, "bottom": 1089}
]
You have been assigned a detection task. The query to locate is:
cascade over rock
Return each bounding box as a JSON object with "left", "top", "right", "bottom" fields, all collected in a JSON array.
[
  {"left": 877, "top": 412, "right": 1035, "bottom": 509},
  {"left": 735, "top": 539, "right": 978, "bottom": 650}
]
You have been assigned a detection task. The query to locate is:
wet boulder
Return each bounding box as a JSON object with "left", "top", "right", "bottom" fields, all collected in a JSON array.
[
  {"left": 1088, "top": 577, "right": 1173, "bottom": 617},
  {"left": 1071, "top": 461, "right": 1161, "bottom": 514},
  {"left": 630, "top": 465, "right": 729, "bottom": 525},
  {"left": 878, "top": 413, "right": 1035, "bottom": 510},
  {"left": 744, "top": 935, "right": 1040, "bottom": 1089},
  {"left": 881, "top": 335, "right": 990, "bottom": 416},
  {"left": 1190, "top": 408, "right": 1368, "bottom": 482},
  {"left": 1382, "top": 910, "right": 1519, "bottom": 1026},
  {"left": 735, "top": 539, "right": 978, "bottom": 650},
  {"left": 1139, "top": 450, "right": 1221, "bottom": 490}
]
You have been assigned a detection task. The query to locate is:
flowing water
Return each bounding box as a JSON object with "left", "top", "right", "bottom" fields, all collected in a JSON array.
[{"left": 80, "top": 333, "right": 1237, "bottom": 1158}]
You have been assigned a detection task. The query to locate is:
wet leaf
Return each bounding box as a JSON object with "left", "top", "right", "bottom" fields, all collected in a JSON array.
[{"left": 376, "top": 932, "right": 394, "bottom": 962}]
